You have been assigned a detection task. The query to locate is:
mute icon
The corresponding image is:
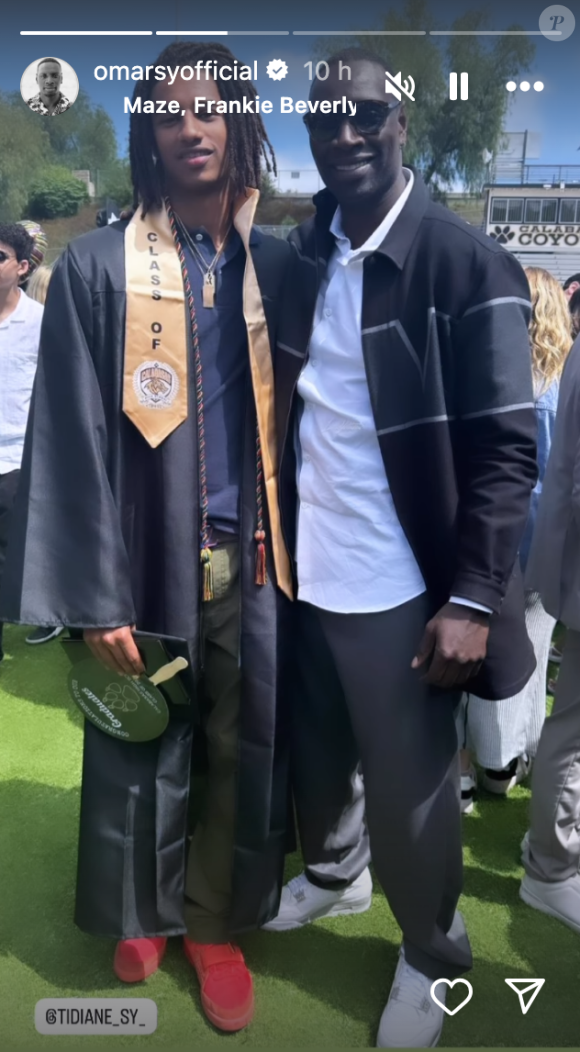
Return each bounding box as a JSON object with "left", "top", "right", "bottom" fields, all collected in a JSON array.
[
  {"left": 449, "top": 72, "right": 469, "bottom": 100},
  {"left": 385, "top": 71, "right": 416, "bottom": 102}
]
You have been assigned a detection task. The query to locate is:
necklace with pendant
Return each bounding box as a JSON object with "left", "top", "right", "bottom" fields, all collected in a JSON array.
[{"left": 174, "top": 216, "right": 231, "bottom": 308}]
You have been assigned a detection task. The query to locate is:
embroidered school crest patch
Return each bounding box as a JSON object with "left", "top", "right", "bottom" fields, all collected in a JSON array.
[{"left": 133, "top": 361, "right": 179, "bottom": 408}]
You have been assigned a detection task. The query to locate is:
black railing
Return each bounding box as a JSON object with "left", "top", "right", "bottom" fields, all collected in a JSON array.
[{"left": 489, "top": 164, "right": 580, "bottom": 186}]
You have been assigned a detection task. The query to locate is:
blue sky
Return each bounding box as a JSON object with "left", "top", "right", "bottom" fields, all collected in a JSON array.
[{"left": 3, "top": 0, "right": 578, "bottom": 191}]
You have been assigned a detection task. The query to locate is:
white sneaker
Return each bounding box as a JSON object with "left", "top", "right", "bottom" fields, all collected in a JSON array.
[
  {"left": 460, "top": 766, "right": 476, "bottom": 814},
  {"left": 262, "top": 867, "right": 372, "bottom": 932},
  {"left": 520, "top": 872, "right": 580, "bottom": 934},
  {"left": 25, "top": 625, "right": 64, "bottom": 645},
  {"left": 481, "top": 754, "right": 531, "bottom": 795},
  {"left": 376, "top": 949, "right": 445, "bottom": 1048}
]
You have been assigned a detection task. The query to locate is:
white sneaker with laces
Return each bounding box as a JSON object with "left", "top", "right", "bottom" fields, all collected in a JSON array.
[
  {"left": 520, "top": 872, "right": 580, "bottom": 934},
  {"left": 376, "top": 949, "right": 445, "bottom": 1048},
  {"left": 262, "top": 867, "right": 372, "bottom": 932}
]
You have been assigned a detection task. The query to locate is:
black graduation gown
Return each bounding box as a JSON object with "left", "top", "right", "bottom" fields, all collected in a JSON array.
[{"left": 1, "top": 221, "right": 294, "bottom": 938}]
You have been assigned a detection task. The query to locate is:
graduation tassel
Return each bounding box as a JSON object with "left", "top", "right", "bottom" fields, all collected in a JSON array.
[
  {"left": 166, "top": 202, "right": 215, "bottom": 604},
  {"left": 255, "top": 425, "right": 268, "bottom": 586},
  {"left": 201, "top": 548, "right": 214, "bottom": 602},
  {"left": 254, "top": 530, "right": 267, "bottom": 586},
  {"left": 168, "top": 204, "right": 270, "bottom": 599}
]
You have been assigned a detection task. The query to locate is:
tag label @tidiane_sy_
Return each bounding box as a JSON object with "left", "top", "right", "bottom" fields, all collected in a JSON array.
[{"left": 35, "top": 999, "right": 157, "bottom": 1035}]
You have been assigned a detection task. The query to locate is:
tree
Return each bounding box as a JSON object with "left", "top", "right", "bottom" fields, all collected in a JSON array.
[
  {"left": 6, "top": 89, "right": 118, "bottom": 174},
  {"left": 314, "top": 0, "right": 534, "bottom": 192},
  {"left": 38, "top": 89, "right": 117, "bottom": 172},
  {"left": 1, "top": 89, "right": 122, "bottom": 220},
  {"left": 259, "top": 169, "right": 277, "bottom": 201},
  {"left": 0, "top": 93, "right": 53, "bottom": 221},
  {"left": 97, "top": 158, "right": 133, "bottom": 207},
  {"left": 28, "top": 167, "right": 89, "bottom": 219}
]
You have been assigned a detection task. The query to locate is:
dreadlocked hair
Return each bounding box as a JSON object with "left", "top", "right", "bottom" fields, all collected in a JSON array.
[{"left": 129, "top": 42, "right": 276, "bottom": 214}]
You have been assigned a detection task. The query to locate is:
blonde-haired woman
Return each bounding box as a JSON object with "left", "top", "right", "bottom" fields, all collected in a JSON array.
[
  {"left": 26, "top": 264, "right": 52, "bottom": 305},
  {"left": 459, "top": 267, "right": 573, "bottom": 811}
]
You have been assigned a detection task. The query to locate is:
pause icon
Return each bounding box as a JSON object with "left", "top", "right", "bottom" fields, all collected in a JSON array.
[{"left": 449, "top": 72, "right": 469, "bottom": 100}]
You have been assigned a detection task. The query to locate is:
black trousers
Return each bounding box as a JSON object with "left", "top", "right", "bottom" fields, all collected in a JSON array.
[
  {"left": 0, "top": 469, "right": 20, "bottom": 657},
  {"left": 292, "top": 593, "right": 472, "bottom": 980}
]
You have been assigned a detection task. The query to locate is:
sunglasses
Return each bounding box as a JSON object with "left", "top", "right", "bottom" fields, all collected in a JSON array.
[
  {"left": 0, "top": 250, "right": 16, "bottom": 264},
  {"left": 303, "top": 100, "right": 401, "bottom": 143}
]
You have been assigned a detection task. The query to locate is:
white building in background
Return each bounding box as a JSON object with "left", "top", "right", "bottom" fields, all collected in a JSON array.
[
  {"left": 72, "top": 170, "right": 95, "bottom": 198},
  {"left": 276, "top": 169, "right": 323, "bottom": 195},
  {"left": 483, "top": 133, "right": 580, "bottom": 282},
  {"left": 484, "top": 173, "right": 580, "bottom": 283}
]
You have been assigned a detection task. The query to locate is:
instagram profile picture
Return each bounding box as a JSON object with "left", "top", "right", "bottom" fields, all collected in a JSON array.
[{"left": 20, "top": 57, "right": 79, "bottom": 116}]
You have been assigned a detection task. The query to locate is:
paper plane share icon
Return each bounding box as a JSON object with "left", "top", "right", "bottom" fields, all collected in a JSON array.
[{"left": 505, "top": 978, "right": 545, "bottom": 1015}]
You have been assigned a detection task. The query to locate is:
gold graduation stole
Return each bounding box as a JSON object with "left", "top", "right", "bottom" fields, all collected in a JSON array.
[
  {"left": 124, "top": 205, "right": 188, "bottom": 448},
  {"left": 123, "top": 192, "right": 293, "bottom": 601}
]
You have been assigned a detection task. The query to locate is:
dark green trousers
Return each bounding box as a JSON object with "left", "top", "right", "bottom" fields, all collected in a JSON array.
[{"left": 184, "top": 543, "right": 241, "bottom": 943}]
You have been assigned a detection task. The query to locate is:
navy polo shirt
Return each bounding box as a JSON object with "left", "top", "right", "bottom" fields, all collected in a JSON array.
[{"left": 183, "top": 226, "right": 256, "bottom": 538}]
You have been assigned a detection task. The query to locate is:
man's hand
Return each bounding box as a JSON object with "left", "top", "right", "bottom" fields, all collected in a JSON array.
[
  {"left": 83, "top": 626, "right": 145, "bottom": 678},
  {"left": 411, "top": 602, "right": 490, "bottom": 690}
]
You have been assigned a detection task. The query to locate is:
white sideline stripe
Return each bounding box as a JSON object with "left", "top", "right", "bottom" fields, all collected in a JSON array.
[
  {"left": 377, "top": 402, "right": 535, "bottom": 433},
  {"left": 362, "top": 321, "right": 396, "bottom": 336},
  {"left": 378, "top": 415, "right": 454, "bottom": 435},
  {"left": 462, "top": 296, "right": 531, "bottom": 317},
  {"left": 363, "top": 311, "right": 452, "bottom": 336},
  {"left": 278, "top": 343, "right": 306, "bottom": 359},
  {"left": 461, "top": 403, "right": 535, "bottom": 420}
]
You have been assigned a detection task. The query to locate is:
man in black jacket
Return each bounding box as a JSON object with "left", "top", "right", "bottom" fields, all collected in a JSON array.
[{"left": 264, "top": 50, "right": 537, "bottom": 1048}]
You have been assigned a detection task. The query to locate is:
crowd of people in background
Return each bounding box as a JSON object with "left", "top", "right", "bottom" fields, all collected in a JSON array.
[
  {"left": 458, "top": 267, "right": 573, "bottom": 810},
  {"left": 0, "top": 220, "right": 60, "bottom": 655},
  {"left": 452, "top": 261, "right": 580, "bottom": 940},
  {"left": 0, "top": 221, "right": 45, "bottom": 663},
  {"left": 1, "top": 46, "right": 580, "bottom": 1049},
  {"left": 564, "top": 273, "right": 580, "bottom": 339}
]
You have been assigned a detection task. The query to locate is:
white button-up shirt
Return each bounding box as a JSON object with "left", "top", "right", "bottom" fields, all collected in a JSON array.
[
  {"left": 0, "top": 289, "right": 44, "bottom": 473},
  {"left": 296, "top": 170, "right": 428, "bottom": 613}
]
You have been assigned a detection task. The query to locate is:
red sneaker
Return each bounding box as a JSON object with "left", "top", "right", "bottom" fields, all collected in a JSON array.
[
  {"left": 113, "top": 937, "right": 167, "bottom": 983},
  {"left": 183, "top": 937, "right": 254, "bottom": 1031}
]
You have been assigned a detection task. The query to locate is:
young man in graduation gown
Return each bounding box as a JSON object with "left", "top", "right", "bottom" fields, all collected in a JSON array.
[
  {"left": 1, "top": 42, "right": 293, "bottom": 1032},
  {"left": 266, "top": 51, "right": 537, "bottom": 1048}
]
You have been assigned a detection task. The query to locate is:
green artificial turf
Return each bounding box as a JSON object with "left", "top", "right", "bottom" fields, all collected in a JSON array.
[{"left": 1, "top": 625, "right": 578, "bottom": 1051}]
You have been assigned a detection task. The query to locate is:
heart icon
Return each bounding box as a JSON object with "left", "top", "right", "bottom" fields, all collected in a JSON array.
[{"left": 429, "top": 978, "right": 473, "bottom": 1016}]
